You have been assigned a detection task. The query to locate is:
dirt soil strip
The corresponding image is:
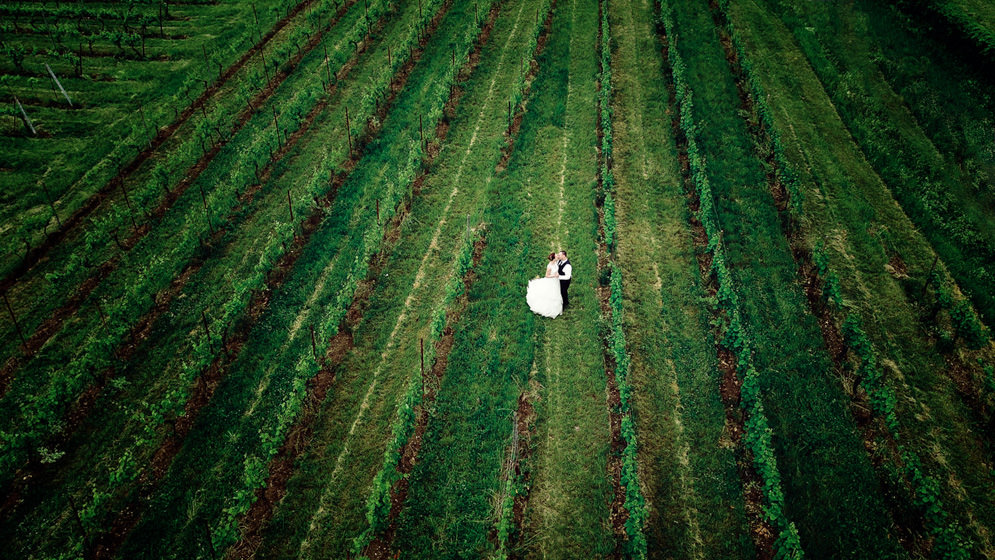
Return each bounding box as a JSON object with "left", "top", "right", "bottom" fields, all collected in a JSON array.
[
  {"left": 653, "top": 9, "right": 775, "bottom": 560},
  {"left": 0, "top": 7, "right": 393, "bottom": 522},
  {"left": 0, "top": 0, "right": 333, "bottom": 294},
  {"left": 0, "top": 0, "right": 362, "bottom": 397},
  {"left": 702, "top": 1, "right": 931, "bottom": 555}
]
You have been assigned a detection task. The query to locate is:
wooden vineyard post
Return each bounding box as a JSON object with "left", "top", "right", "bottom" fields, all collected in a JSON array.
[
  {"left": 345, "top": 106, "right": 353, "bottom": 156},
  {"left": 272, "top": 107, "right": 281, "bottom": 147},
  {"left": 252, "top": 3, "right": 259, "bottom": 27},
  {"left": 205, "top": 205, "right": 214, "bottom": 235},
  {"left": 310, "top": 324, "right": 318, "bottom": 360},
  {"left": 45, "top": 64, "right": 72, "bottom": 106},
  {"left": 260, "top": 47, "right": 271, "bottom": 86},
  {"left": 120, "top": 181, "right": 139, "bottom": 231},
  {"left": 420, "top": 338, "right": 425, "bottom": 395},
  {"left": 4, "top": 291, "right": 28, "bottom": 353},
  {"left": 95, "top": 299, "right": 107, "bottom": 324},
  {"left": 387, "top": 44, "right": 391, "bottom": 67},
  {"left": 921, "top": 253, "right": 941, "bottom": 300},
  {"left": 376, "top": 198, "right": 380, "bottom": 226},
  {"left": 202, "top": 44, "right": 208, "bottom": 63},
  {"left": 14, "top": 96, "right": 36, "bottom": 135},
  {"left": 67, "top": 495, "right": 90, "bottom": 554},
  {"left": 419, "top": 115, "right": 424, "bottom": 152},
  {"left": 201, "top": 309, "right": 212, "bottom": 353},
  {"left": 323, "top": 43, "right": 332, "bottom": 88},
  {"left": 139, "top": 103, "right": 153, "bottom": 148},
  {"left": 507, "top": 99, "right": 511, "bottom": 132},
  {"left": 418, "top": 0, "right": 422, "bottom": 19},
  {"left": 41, "top": 182, "right": 62, "bottom": 227},
  {"left": 198, "top": 182, "right": 209, "bottom": 211},
  {"left": 466, "top": 213, "right": 470, "bottom": 239},
  {"left": 474, "top": 1, "right": 478, "bottom": 26},
  {"left": 364, "top": 0, "right": 370, "bottom": 25},
  {"left": 287, "top": 189, "right": 295, "bottom": 224}
]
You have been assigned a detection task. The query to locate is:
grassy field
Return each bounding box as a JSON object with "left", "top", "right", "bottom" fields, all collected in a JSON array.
[{"left": 1, "top": 0, "right": 992, "bottom": 558}]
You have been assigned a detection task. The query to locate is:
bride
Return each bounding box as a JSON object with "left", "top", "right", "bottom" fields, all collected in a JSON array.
[{"left": 526, "top": 253, "right": 563, "bottom": 318}]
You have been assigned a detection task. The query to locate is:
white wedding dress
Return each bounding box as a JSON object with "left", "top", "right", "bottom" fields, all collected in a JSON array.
[{"left": 526, "top": 262, "right": 563, "bottom": 318}]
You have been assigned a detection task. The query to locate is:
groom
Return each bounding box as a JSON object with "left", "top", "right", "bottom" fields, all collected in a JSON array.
[{"left": 556, "top": 250, "right": 571, "bottom": 308}]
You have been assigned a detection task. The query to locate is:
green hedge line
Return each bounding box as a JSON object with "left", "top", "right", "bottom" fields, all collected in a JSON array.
[
  {"left": 352, "top": 226, "right": 482, "bottom": 557},
  {"left": 657, "top": 2, "right": 804, "bottom": 558},
  {"left": 713, "top": 1, "right": 977, "bottom": 556},
  {"left": 599, "top": 1, "right": 647, "bottom": 557}
]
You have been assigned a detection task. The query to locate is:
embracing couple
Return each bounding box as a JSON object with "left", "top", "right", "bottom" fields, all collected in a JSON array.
[{"left": 526, "top": 250, "right": 571, "bottom": 319}]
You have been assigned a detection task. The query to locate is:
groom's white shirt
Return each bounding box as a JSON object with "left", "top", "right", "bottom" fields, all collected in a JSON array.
[{"left": 558, "top": 260, "right": 572, "bottom": 280}]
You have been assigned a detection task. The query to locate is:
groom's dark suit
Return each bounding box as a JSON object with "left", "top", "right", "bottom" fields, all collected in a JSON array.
[{"left": 557, "top": 259, "right": 571, "bottom": 307}]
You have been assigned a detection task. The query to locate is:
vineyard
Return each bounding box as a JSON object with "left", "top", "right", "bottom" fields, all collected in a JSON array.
[{"left": 1, "top": 0, "right": 993, "bottom": 558}]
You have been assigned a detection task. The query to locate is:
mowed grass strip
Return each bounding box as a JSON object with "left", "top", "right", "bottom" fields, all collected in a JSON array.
[
  {"left": 726, "top": 0, "right": 995, "bottom": 552},
  {"left": 510, "top": 0, "right": 616, "bottom": 557},
  {"left": 670, "top": 0, "right": 905, "bottom": 556},
  {"left": 386, "top": 3, "right": 613, "bottom": 558},
  {"left": 609, "top": 0, "right": 753, "bottom": 556}
]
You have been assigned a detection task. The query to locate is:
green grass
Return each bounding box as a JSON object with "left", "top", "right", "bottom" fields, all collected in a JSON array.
[
  {"left": 0, "top": 0, "right": 363, "bottom": 388},
  {"left": 609, "top": 0, "right": 753, "bottom": 556},
  {"left": 669, "top": 0, "right": 905, "bottom": 557},
  {"left": 0, "top": 0, "right": 388, "bottom": 490},
  {"left": 111, "top": 0, "right": 511, "bottom": 553},
  {"left": 511, "top": 0, "right": 615, "bottom": 556},
  {"left": 0, "top": 2, "right": 429, "bottom": 556},
  {"left": 388, "top": 1, "right": 611, "bottom": 557},
  {"left": 727, "top": 0, "right": 995, "bottom": 554},
  {"left": 0, "top": 0, "right": 297, "bottom": 275},
  {"left": 249, "top": 0, "right": 559, "bottom": 556},
  {"left": 760, "top": 0, "right": 995, "bottom": 338}
]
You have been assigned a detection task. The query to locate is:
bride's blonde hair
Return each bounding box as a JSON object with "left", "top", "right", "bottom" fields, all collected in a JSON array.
[{"left": 548, "top": 252, "right": 556, "bottom": 261}]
